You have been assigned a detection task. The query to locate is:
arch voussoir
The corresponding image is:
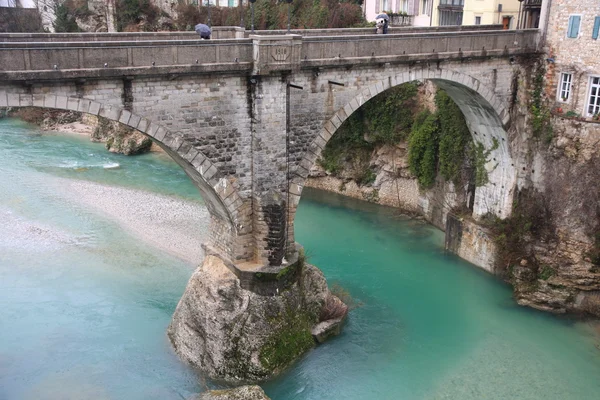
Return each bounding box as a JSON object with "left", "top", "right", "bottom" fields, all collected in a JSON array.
[{"left": 127, "top": 113, "right": 141, "bottom": 129}]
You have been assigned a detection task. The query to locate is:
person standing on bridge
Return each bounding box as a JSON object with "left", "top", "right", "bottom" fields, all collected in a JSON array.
[
  {"left": 375, "top": 13, "right": 389, "bottom": 34},
  {"left": 195, "top": 23, "right": 211, "bottom": 40}
]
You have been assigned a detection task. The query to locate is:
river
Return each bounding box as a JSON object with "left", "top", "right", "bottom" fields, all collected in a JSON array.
[{"left": 1, "top": 118, "right": 599, "bottom": 400}]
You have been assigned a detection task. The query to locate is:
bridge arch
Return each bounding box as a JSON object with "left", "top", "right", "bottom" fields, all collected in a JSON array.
[
  {"left": 291, "top": 67, "right": 516, "bottom": 228},
  {"left": 3, "top": 93, "right": 251, "bottom": 262}
]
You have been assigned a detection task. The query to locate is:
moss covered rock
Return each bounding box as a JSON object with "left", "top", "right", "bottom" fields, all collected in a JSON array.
[{"left": 167, "top": 255, "right": 331, "bottom": 384}]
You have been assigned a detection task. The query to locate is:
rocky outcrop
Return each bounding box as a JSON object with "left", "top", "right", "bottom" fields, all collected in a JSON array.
[
  {"left": 191, "top": 385, "right": 270, "bottom": 400},
  {"left": 307, "top": 141, "right": 464, "bottom": 231},
  {"left": 90, "top": 116, "right": 153, "bottom": 155},
  {"left": 508, "top": 116, "right": 600, "bottom": 315},
  {"left": 5, "top": 107, "right": 154, "bottom": 156},
  {"left": 168, "top": 255, "right": 345, "bottom": 384}
]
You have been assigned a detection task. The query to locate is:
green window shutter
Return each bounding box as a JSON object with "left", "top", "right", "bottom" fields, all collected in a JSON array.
[
  {"left": 568, "top": 15, "right": 581, "bottom": 38},
  {"left": 593, "top": 16, "right": 600, "bottom": 40}
]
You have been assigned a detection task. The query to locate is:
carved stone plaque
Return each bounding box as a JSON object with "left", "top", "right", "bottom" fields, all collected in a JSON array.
[{"left": 271, "top": 47, "right": 289, "bottom": 62}]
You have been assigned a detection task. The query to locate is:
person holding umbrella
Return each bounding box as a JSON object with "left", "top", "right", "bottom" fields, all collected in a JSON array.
[
  {"left": 375, "top": 13, "right": 389, "bottom": 34},
  {"left": 195, "top": 23, "right": 211, "bottom": 40}
]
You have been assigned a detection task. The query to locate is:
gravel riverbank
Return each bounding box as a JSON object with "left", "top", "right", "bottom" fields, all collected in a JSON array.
[{"left": 50, "top": 177, "right": 210, "bottom": 266}]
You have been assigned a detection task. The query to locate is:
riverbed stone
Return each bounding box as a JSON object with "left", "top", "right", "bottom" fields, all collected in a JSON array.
[
  {"left": 311, "top": 317, "right": 345, "bottom": 343},
  {"left": 167, "top": 255, "right": 334, "bottom": 384},
  {"left": 190, "top": 385, "right": 270, "bottom": 400}
]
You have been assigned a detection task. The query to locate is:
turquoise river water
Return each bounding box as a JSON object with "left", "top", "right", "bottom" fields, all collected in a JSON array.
[{"left": 1, "top": 118, "right": 600, "bottom": 400}]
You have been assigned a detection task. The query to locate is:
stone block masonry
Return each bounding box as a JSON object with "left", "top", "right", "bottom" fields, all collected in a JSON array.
[{"left": 0, "top": 29, "right": 540, "bottom": 276}]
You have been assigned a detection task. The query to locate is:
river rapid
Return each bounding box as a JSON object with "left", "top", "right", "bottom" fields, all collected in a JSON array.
[{"left": 1, "top": 118, "right": 600, "bottom": 400}]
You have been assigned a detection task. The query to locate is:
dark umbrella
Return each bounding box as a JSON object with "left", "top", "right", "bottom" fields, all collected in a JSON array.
[
  {"left": 375, "top": 13, "right": 390, "bottom": 21},
  {"left": 195, "top": 23, "right": 211, "bottom": 37}
]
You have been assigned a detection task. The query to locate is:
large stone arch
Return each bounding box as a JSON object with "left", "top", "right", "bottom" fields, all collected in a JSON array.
[
  {"left": 290, "top": 67, "right": 517, "bottom": 237},
  {"left": 2, "top": 92, "right": 251, "bottom": 262}
]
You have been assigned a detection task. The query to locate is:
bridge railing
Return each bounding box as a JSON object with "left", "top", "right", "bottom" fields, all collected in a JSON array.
[
  {"left": 244, "top": 24, "right": 504, "bottom": 37},
  {"left": 300, "top": 29, "right": 539, "bottom": 67},
  {"left": 0, "top": 24, "right": 504, "bottom": 42},
  {"left": 0, "top": 38, "right": 254, "bottom": 74},
  {"left": 0, "top": 29, "right": 539, "bottom": 79},
  {"left": 0, "top": 27, "right": 246, "bottom": 42}
]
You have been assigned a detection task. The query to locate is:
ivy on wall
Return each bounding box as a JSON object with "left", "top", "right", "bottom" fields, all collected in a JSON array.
[
  {"left": 408, "top": 110, "right": 439, "bottom": 188},
  {"left": 436, "top": 90, "right": 471, "bottom": 183},
  {"left": 319, "top": 82, "right": 419, "bottom": 182},
  {"left": 530, "top": 64, "right": 553, "bottom": 143},
  {"left": 319, "top": 85, "right": 495, "bottom": 191}
]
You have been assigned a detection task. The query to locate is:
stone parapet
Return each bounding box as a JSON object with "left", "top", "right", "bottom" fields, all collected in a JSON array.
[{"left": 250, "top": 34, "right": 302, "bottom": 75}]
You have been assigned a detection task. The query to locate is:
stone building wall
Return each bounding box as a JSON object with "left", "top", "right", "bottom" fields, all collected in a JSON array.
[{"left": 544, "top": 0, "right": 600, "bottom": 119}]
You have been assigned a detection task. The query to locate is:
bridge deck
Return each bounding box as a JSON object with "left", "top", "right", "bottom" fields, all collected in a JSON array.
[{"left": 0, "top": 28, "right": 539, "bottom": 81}]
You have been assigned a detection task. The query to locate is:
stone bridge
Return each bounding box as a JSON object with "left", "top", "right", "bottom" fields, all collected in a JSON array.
[{"left": 0, "top": 26, "right": 540, "bottom": 286}]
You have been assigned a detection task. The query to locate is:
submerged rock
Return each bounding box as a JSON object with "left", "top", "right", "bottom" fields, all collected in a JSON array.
[
  {"left": 168, "top": 255, "right": 340, "bottom": 384},
  {"left": 191, "top": 385, "right": 270, "bottom": 400}
]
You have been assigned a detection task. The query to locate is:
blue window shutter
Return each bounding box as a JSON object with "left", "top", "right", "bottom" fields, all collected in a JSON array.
[
  {"left": 593, "top": 16, "right": 600, "bottom": 40},
  {"left": 568, "top": 16, "right": 581, "bottom": 38}
]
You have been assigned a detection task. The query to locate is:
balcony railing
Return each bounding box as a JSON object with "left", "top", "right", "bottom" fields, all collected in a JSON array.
[
  {"left": 524, "top": 0, "right": 542, "bottom": 7},
  {"left": 439, "top": 0, "right": 464, "bottom": 6}
]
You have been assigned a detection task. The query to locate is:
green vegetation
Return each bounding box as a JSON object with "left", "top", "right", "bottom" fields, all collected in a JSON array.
[
  {"left": 319, "top": 85, "right": 497, "bottom": 192},
  {"left": 436, "top": 90, "right": 472, "bottom": 183},
  {"left": 470, "top": 138, "right": 498, "bottom": 187},
  {"left": 364, "top": 81, "right": 420, "bottom": 145},
  {"left": 530, "top": 64, "right": 553, "bottom": 143},
  {"left": 408, "top": 110, "right": 439, "bottom": 188},
  {"left": 116, "top": 0, "right": 161, "bottom": 32},
  {"left": 539, "top": 265, "right": 555, "bottom": 280},
  {"left": 174, "top": 0, "right": 364, "bottom": 31},
  {"left": 259, "top": 311, "right": 314, "bottom": 371},
  {"left": 53, "top": 0, "right": 97, "bottom": 32},
  {"left": 319, "top": 82, "right": 419, "bottom": 183},
  {"left": 53, "top": 2, "right": 80, "bottom": 32},
  {"left": 407, "top": 90, "right": 491, "bottom": 189},
  {"left": 565, "top": 110, "right": 580, "bottom": 118}
]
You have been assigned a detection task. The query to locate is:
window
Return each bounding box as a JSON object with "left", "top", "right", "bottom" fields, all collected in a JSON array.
[
  {"left": 593, "top": 16, "right": 600, "bottom": 40},
  {"left": 587, "top": 76, "right": 600, "bottom": 117},
  {"left": 382, "top": 0, "right": 389, "bottom": 12},
  {"left": 567, "top": 15, "right": 581, "bottom": 38},
  {"left": 557, "top": 73, "right": 572, "bottom": 102},
  {"left": 401, "top": 0, "right": 408, "bottom": 13},
  {"left": 439, "top": 10, "right": 463, "bottom": 26},
  {"left": 475, "top": 16, "right": 481, "bottom": 25},
  {"left": 422, "top": 0, "right": 428, "bottom": 15}
]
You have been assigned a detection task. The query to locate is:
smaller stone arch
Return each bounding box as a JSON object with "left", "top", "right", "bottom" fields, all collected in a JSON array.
[
  {"left": 290, "top": 67, "right": 517, "bottom": 233},
  {"left": 2, "top": 91, "right": 251, "bottom": 262}
]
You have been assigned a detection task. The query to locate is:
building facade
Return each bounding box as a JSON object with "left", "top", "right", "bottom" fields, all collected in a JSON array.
[
  {"left": 363, "top": 0, "right": 421, "bottom": 24},
  {"left": 431, "top": 0, "right": 521, "bottom": 28},
  {"left": 545, "top": 0, "right": 600, "bottom": 119},
  {"left": 362, "top": 0, "right": 523, "bottom": 28}
]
